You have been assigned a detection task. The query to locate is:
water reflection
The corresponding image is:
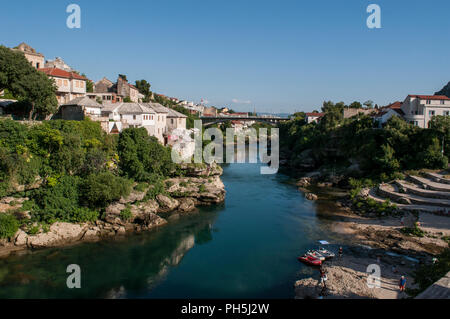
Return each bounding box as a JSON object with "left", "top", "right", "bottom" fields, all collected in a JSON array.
[{"left": 0, "top": 211, "right": 218, "bottom": 299}]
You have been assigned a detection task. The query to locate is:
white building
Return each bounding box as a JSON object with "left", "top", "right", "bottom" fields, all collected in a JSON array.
[
  {"left": 401, "top": 95, "right": 450, "bottom": 128},
  {"left": 101, "top": 102, "right": 156, "bottom": 136},
  {"left": 305, "top": 112, "right": 324, "bottom": 124},
  {"left": 373, "top": 102, "right": 405, "bottom": 127},
  {"left": 38, "top": 67, "right": 87, "bottom": 105}
]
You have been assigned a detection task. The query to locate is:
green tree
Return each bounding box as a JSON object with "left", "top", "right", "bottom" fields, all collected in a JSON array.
[
  {"left": 82, "top": 74, "right": 94, "bottom": 93},
  {"left": 81, "top": 172, "right": 132, "bottom": 208},
  {"left": 0, "top": 46, "right": 57, "bottom": 119},
  {"left": 118, "top": 128, "right": 175, "bottom": 181},
  {"left": 135, "top": 79, "right": 151, "bottom": 102}
]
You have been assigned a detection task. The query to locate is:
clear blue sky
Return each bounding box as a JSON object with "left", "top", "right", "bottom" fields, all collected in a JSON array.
[{"left": 1, "top": 0, "right": 449, "bottom": 113}]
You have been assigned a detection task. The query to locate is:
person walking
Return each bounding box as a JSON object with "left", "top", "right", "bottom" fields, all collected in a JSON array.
[
  {"left": 399, "top": 276, "right": 407, "bottom": 292},
  {"left": 319, "top": 267, "right": 328, "bottom": 288}
]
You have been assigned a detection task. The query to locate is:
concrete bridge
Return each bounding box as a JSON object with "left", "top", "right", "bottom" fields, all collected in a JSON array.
[{"left": 200, "top": 116, "right": 289, "bottom": 126}]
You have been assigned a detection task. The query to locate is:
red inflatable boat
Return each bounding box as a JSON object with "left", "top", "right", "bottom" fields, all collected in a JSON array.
[{"left": 298, "top": 255, "right": 322, "bottom": 266}]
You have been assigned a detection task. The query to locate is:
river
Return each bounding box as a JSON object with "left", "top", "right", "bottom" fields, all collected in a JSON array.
[{"left": 0, "top": 161, "right": 344, "bottom": 299}]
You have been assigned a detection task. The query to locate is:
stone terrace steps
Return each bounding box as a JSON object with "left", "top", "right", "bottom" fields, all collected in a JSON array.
[
  {"left": 407, "top": 175, "right": 450, "bottom": 192},
  {"left": 378, "top": 184, "right": 450, "bottom": 208},
  {"left": 395, "top": 180, "right": 450, "bottom": 200},
  {"left": 367, "top": 189, "right": 449, "bottom": 214},
  {"left": 416, "top": 271, "right": 450, "bottom": 299},
  {"left": 423, "top": 172, "right": 450, "bottom": 185}
]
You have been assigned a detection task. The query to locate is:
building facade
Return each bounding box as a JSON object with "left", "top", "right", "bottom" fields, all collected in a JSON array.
[
  {"left": 13, "top": 43, "right": 45, "bottom": 69},
  {"left": 38, "top": 67, "right": 87, "bottom": 104},
  {"left": 401, "top": 95, "right": 450, "bottom": 128},
  {"left": 61, "top": 97, "right": 103, "bottom": 121}
]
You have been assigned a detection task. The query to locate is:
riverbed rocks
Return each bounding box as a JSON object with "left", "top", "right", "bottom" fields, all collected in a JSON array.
[
  {"left": 0, "top": 165, "right": 226, "bottom": 257},
  {"left": 166, "top": 175, "right": 226, "bottom": 205},
  {"left": 27, "top": 222, "right": 87, "bottom": 249},
  {"left": 305, "top": 193, "right": 318, "bottom": 201},
  {"left": 156, "top": 195, "right": 179, "bottom": 213},
  {"left": 180, "top": 162, "right": 223, "bottom": 177},
  {"left": 178, "top": 198, "right": 196, "bottom": 213}
]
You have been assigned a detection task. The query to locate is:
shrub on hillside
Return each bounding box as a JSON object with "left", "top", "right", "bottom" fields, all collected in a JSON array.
[
  {"left": 81, "top": 172, "right": 132, "bottom": 208},
  {"left": 0, "top": 213, "right": 20, "bottom": 239}
]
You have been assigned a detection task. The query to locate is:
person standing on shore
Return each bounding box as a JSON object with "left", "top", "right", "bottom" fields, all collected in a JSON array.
[
  {"left": 399, "top": 276, "right": 407, "bottom": 292},
  {"left": 338, "top": 247, "right": 343, "bottom": 259}
]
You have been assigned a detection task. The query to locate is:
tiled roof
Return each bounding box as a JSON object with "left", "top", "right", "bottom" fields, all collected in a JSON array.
[
  {"left": 38, "top": 67, "right": 87, "bottom": 80},
  {"left": 144, "top": 103, "right": 169, "bottom": 114},
  {"left": 166, "top": 108, "right": 187, "bottom": 118},
  {"left": 408, "top": 95, "right": 450, "bottom": 100},
  {"left": 62, "top": 96, "right": 102, "bottom": 108},
  {"left": 102, "top": 103, "right": 156, "bottom": 114}
]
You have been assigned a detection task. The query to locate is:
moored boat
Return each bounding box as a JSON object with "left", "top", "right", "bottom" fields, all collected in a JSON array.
[
  {"left": 298, "top": 255, "right": 322, "bottom": 266},
  {"left": 317, "top": 248, "right": 335, "bottom": 259}
]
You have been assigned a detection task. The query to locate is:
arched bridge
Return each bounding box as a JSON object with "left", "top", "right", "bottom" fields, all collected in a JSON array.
[{"left": 200, "top": 116, "right": 290, "bottom": 126}]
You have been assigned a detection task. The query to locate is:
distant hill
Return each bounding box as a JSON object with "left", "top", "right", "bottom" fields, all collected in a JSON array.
[{"left": 435, "top": 81, "right": 450, "bottom": 97}]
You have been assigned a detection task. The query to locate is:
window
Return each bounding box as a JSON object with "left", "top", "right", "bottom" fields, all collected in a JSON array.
[
  {"left": 133, "top": 115, "right": 136, "bottom": 120},
  {"left": 64, "top": 80, "right": 68, "bottom": 86},
  {"left": 57, "top": 79, "right": 62, "bottom": 86},
  {"left": 36, "top": 63, "right": 40, "bottom": 68},
  {"left": 426, "top": 100, "right": 431, "bottom": 104},
  {"left": 171, "top": 119, "right": 174, "bottom": 124},
  {"left": 444, "top": 111, "right": 450, "bottom": 116},
  {"left": 429, "top": 110, "right": 435, "bottom": 117},
  {"left": 441, "top": 100, "right": 445, "bottom": 105}
]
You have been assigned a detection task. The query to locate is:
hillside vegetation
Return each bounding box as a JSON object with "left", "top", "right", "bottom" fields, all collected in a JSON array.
[
  {"left": 280, "top": 102, "right": 449, "bottom": 182},
  {"left": 0, "top": 119, "right": 178, "bottom": 237}
]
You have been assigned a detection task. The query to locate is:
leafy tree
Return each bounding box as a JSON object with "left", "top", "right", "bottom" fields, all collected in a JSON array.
[
  {"left": 81, "top": 172, "right": 132, "bottom": 208},
  {"left": 0, "top": 45, "right": 58, "bottom": 119},
  {"left": 363, "top": 100, "right": 374, "bottom": 109},
  {"left": 135, "top": 79, "right": 151, "bottom": 102},
  {"left": 349, "top": 101, "right": 362, "bottom": 109},
  {"left": 82, "top": 73, "right": 94, "bottom": 93},
  {"left": 118, "top": 128, "right": 175, "bottom": 181}
]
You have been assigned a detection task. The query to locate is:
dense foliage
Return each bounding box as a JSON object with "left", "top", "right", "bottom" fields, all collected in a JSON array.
[
  {"left": 280, "top": 101, "right": 449, "bottom": 180},
  {"left": 0, "top": 45, "right": 58, "bottom": 119},
  {"left": 118, "top": 127, "right": 176, "bottom": 181},
  {"left": 0, "top": 119, "right": 179, "bottom": 237}
]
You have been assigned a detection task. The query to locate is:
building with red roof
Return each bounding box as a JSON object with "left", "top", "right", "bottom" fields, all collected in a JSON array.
[
  {"left": 305, "top": 112, "right": 325, "bottom": 124},
  {"left": 401, "top": 94, "right": 450, "bottom": 128},
  {"left": 39, "top": 67, "right": 88, "bottom": 105}
]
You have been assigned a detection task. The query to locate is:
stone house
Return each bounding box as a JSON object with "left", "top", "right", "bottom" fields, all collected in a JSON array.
[
  {"left": 203, "top": 106, "right": 218, "bottom": 117},
  {"left": 166, "top": 108, "right": 187, "bottom": 132},
  {"left": 60, "top": 96, "right": 103, "bottom": 121},
  {"left": 93, "top": 76, "right": 143, "bottom": 103},
  {"left": 305, "top": 112, "right": 324, "bottom": 124},
  {"left": 44, "top": 57, "right": 74, "bottom": 72},
  {"left": 343, "top": 108, "right": 376, "bottom": 119},
  {"left": 373, "top": 102, "right": 405, "bottom": 127},
  {"left": 12, "top": 43, "right": 45, "bottom": 69},
  {"left": 147, "top": 103, "right": 169, "bottom": 143},
  {"left": 101, "top": 102, "right": 157, "bottom": 137},
  {"left": 38, "top": 67, "right": 87, "bottom": 105},
  {"left": 400, "top": 95, "right": 450, "bottom": 128}
]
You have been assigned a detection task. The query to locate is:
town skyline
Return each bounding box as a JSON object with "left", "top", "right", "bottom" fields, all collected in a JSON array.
[{"left": 1, "top": 0, "right": 450, "bottom": 113}]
